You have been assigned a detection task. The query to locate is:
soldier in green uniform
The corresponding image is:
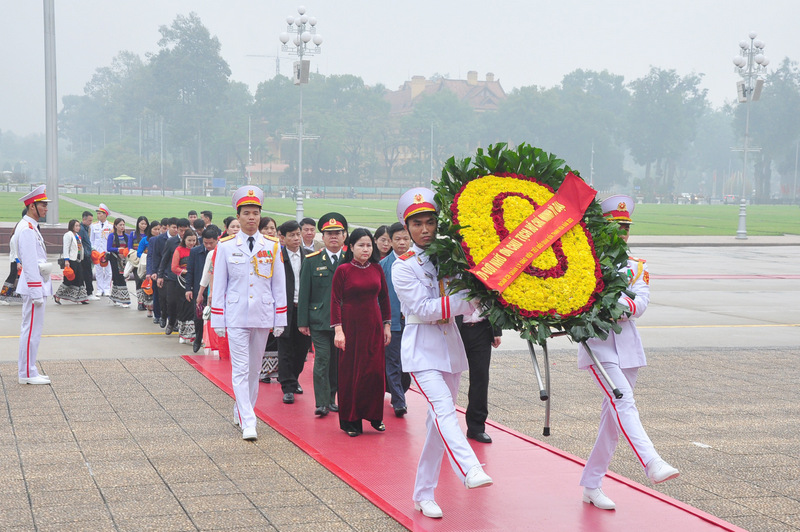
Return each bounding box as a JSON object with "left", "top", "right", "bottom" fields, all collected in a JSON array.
[{"left": 297, "top": 213, "right": 348, "bottom": 416}]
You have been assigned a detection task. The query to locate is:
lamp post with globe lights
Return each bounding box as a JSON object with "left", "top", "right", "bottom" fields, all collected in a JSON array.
[
  {"left": 279, "top": 6, "right": 323, "bottom": 222},
  {"left": 732, "top": 32, "right": 769, "bottom": 239}
]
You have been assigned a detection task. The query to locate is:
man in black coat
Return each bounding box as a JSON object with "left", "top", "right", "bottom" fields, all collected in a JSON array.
[
  {"left": 147, "top": 217, "right": 175, "bottom": 326},
  {"left": 185, "top": 226, "right": 219, "bottom": 352},
  {"left": 158, "top": 217, "right": 190, "bottom": 335},
  {"left": 276, "top": 220, "right": 312, "bottom": 404}
]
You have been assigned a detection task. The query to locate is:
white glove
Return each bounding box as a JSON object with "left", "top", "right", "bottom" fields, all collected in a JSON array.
[
  {"left": 33, "top": 298, "right": 44, "bottom": 307},
  {"left": 273, "top": 327, "right": 284, "bottom": 337},
  {"left": 214, "top": 328, "right": 226, "bottom": 338},
  {"left": 202, "top": 306, "right": 211, "bottom": 320}
]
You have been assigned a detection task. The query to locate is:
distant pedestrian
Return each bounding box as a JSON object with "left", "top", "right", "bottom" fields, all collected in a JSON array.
[
  {"left": 300, "top": 217, "right": 322, "bottom": 253},
  {"left": 172, "top": 229, "right": 197, "bottom": 344},
  {"left": 159, "top": 218, "right": 190, "bottom": 335},
  {"left": 201, "top": 210, "right": 213, "bottom": 226},
  {"left": 0, "top": 208, "right": 26, "bottom": 305},
  {"left": 186, "top": 226, "right": 219, "bottom": 352},
  {"left": 78, "top": 211, "right": 97, "bottom": 300},
  {"left": 90, "top": 204, "right": 112, "bottom": 296},
  {"left": 53, "top": 219, "right": 88, "bottom": 304},
  {"left": 106, "top": 218, "right": 131, "bottom": 307},
  {"left": 128, "top": 216, "right": 149, "bottom": 311},
  {"left": 374, "top": 225, "right": 392, "bottom": 260}
]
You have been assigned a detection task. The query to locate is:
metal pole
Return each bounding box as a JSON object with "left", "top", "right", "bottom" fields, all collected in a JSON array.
[
  {"left": 738, "top": 78, "right": 751, "bottom": 240},
  {"left": 296, "top": 85, "right": 304, "bottom": 222},
  {"left": 793, "top": 141, "right": 798, "bottom": 205},
  {"left": 43, "top": 0, "right": 59, "bottom": 224}
]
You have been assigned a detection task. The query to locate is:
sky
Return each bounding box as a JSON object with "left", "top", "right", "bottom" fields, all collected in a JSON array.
[{"left": 2, "top": 0, "right": 799, "bottom": 136}]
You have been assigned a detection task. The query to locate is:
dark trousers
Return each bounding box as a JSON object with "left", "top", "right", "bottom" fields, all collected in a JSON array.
[
  {"left": 459, "top": 320, "right": 493, "bottom": 434},
  {"left": 385, "top": 327, "right": 410, "bottom": 409},
  {"left": 80, "top": 257, "right": 94, "bottom": 295},
  {"left": 152, "top": 283, "right": 161, "bottom": 319},
  {"left": 277, "top": 308, "right": 312, "bottom": 393},
  {"left": 164, "top": 279, "right": 178, "bottom": 326},
  {"left": 310, "top": 329, "right": 338, "bottom": 408}
]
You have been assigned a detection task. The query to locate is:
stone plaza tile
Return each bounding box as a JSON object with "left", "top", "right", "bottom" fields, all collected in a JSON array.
[
  {"left": 176, "top": 493, "right": 257, "bottom": 514},
  {"left": 28, "top": 487, "right": 104, "bottom": 508},
  {"left": 188, "top": 508, "right": 271, "bottom": 529},
  {"left": 106, "top": 497, "right": 186, "bottom": 520},
  {"left": 29, "top": 504, "right": 111, "bottom": 528},
  {"left": 100, "top": 483, "right": 176, "bottom": 503},
  {"left": 351, "top": 517, "right": 409, "bottom": 532},
  {"left": 0, "top": 507, "right": 34, "bottom": 529},
  {"left": 168, "top": 480, "right": 241, "bottom": 498},
  {"left": 115, "top": 512, "right": 197, "bottom": 532},
  {"left": 261, "top": 504, "right": 343, "bottom": 526},
  {"left": 246, "top": 489, "right": 320, "bottom": 509}
]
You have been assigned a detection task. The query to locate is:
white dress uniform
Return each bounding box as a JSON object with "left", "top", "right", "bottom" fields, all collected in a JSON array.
[
  {"left": 16, "top": 187, "right": 53, "bottom": 383},
  {"left": 210, "top": 188, "right": 287, "bottom": 436},
  {"left": 392, "top": 187, "right": 487, "bottom": 506},
  {"left": 90, "top": 204, "right": 112, "bottom": 295},
  {"left": 578, "top": 236, "right": 662, "bottom": 488}
]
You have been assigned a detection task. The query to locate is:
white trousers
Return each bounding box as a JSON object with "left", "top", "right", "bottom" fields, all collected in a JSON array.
[
  {"left": 94, "top": 263, "right": 111, "bottom": 294},
  {"left": 410, "top": 369, "right": 480, "bottom": 502},
  {"left": 227, "top": 327, "right": 270, "bottom": 431},
  {"left": 18, "top": 295, "right": 46, "bottom": 379},
  {"left": 580, "top": 363, "right": 659, "bottom": 489}
]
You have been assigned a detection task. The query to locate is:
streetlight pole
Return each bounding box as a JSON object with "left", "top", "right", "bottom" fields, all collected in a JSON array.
[
  {"left": 732, "top": 32, "right": 769, "bottom": 239},
  {"left": 43, "top": 0, "right": 59, "bottom": 225},
  {"left": 279, "top": 6, "right": 323, "bottom": 222}
]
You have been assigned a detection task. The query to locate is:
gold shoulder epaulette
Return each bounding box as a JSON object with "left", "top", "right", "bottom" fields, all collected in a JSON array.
[
  {"left": 398, "top": 250, "right": 416, "bottom": 261},
  {"left": 219, "top": 234, "right": 235, "bottom": 242},
  {"left": 264, "top": 234, "right": 279, "bottom": 242},
  {"left": 306, "top": 250, "right": 322, "bottom": 258}
]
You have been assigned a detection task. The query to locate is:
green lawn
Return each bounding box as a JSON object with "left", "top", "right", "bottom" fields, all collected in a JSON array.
[{"left": 1, "top": 192, "right": 797, "bottom": 236}]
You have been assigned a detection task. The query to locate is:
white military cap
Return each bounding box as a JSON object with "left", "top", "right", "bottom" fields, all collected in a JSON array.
[
  {"left": 96, "top": 203, "right": 109, "bottom": 215},
  {"left": 232, "top": 186, "right": 264, "bottom": 209},
  {"left": 19, "top": 185, "right": 51, "bottom": 206},
  {"left": 397, "top": 187, "right": 439, "bottom": 223},
  {"left": 600, "top": 194, "right": 635, "bottom": 223}
]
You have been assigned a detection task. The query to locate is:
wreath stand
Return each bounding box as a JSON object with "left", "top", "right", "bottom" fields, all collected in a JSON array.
[{"left": 527, "top": 333, "right": 623, "bottom": 436}]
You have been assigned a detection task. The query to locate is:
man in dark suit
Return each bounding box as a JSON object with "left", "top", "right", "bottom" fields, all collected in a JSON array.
[
  {"left": 185, "top": 226, "right": 219, "bottom": 352},
  {"left": 379, "top": 222, "right": 412, "bottom": 417},
  {"left": 147, "top": 217, "right": 175, "bottom": 326},
  {"left": 297, "top": 212, "right": 347, "bottom": 417},
  {"left": 276, "top": 220, "right": 312, "bottom": 404},
  {"left": 158, "top": 217, "right": 190, "bottom": 335}
]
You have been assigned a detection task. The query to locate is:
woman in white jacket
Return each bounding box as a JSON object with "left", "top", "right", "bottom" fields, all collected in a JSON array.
[{"left": 54, "top": 220, "right": 88, "bottom": 304}]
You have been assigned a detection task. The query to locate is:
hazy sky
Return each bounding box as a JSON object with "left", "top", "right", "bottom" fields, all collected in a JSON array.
[{"left": 3, "top": 0, "right": 799, "bottom": 136}]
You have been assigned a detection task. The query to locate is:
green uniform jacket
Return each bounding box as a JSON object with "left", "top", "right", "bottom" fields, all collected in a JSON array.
[{"left": 297, "top": 249, "right": 339, "bottom": 330}]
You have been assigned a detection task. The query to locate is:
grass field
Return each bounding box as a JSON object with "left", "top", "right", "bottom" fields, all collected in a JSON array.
[{"left": 1, "top": 192, "right": 798, "bottom": 236}]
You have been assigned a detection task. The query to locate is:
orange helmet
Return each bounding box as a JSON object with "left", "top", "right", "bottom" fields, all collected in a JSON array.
[
  {"left": 63, "top": 265, "right": 75, "bottom": 281},
  {"left": 99, "top": 252, "right": 108, "bottom": 267},
  {"left": 91, "top": 250, "right": 101, "bottom": 264}
]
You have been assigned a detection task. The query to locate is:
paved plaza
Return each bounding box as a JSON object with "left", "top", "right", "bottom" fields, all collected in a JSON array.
[{"left": 0, "top": 241, "right": 798, "bottom": 531}]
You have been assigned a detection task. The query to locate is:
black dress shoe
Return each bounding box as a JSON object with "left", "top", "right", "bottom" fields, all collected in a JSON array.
[
  {"left": 283, "top": 393, "right": 294, "bottom": 404},
  {"left": 164, "top": 325, "right": 173, "bottom": 336},
  {"left": 328, "top": 403, "right": 338, "bottom": 412},
  {"left": 294, "top": 385, "right": 303, "bottom": 394},
  {"left": 370, "top": 420, "right": 386, "bottom": 432},
  {"left": 192, "top": 339, "right": 202, "bottom": 353},
  {"left": 466, "top": 430, "right": 492, "bottom": 443},
  {"left": 314, "top": 406, "right": 329, "bottom": 417},
  {"left": 394, "top": 406, "right": 407, "bottom": 418},
  {"left": 159, "top": 318, "right": 167, "bottom": 328},
  {"left": 259, "top": 376, "right": 271, "bottom": 383},
  {"left": 153, "top": 317, "right": 160, "bottom": 324}
]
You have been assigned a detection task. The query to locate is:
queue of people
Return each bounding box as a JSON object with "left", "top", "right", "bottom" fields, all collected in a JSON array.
[{"left": 3, "top": 184, "right": 680, "bottom": 522}]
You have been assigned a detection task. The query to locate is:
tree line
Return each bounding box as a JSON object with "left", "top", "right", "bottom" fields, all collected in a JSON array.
[{"left": 4, "top": 13, "right": 800, "bottom": 202}]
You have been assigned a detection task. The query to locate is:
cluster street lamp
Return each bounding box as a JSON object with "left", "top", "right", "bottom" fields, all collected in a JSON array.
[
  {"left": 732, "top": 32, "right": 769, "bottom": 239},
  {"left": 279, "top": 6, "right": 323, "bottom": 222}
]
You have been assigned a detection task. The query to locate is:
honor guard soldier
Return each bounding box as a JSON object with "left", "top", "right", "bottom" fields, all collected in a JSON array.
[
  {"left": 90, "top": 203, "right": 112, "bottom": 296},
  {"left": 579, "top": 195, "right": 679, "bottom": 511},
  {"left": 297, "top": 212, "right": 347, "bottom": 417},
  {"left": 16, "top": 185, "right": 54, "bottom": 384},
  {"left": 210, "top": 186, "right": 287, "bottom": 441},
  {"left": 391, "top": 188, "right": 492, "bottom": 519}
]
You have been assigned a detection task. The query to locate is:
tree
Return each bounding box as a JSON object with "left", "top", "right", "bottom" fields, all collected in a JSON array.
[{"left": 625, "top": 67, "right": 708, "bottom": 196}]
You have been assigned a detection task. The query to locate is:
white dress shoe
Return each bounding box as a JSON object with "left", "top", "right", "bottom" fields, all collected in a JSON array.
[
  {"left": 646, "top": 458, "right": 680, "bottom": 484},
  {"left": 414, "top": 500, "right": 443, "bottom": 519},
  {"left": 464, "top": 464, "right": 493, "bottom": 489},
  {"left": 88, "top": 294, "right": 100, "bottom": 301},
  {"left": 582, "top": 487, "right": 616, "bottom": 510},
  {"left": 242, "top": 427, "right": 257, "bottom": 441},
  {"left": 19, "top": 375, "right": 51, "bottom": 385}
]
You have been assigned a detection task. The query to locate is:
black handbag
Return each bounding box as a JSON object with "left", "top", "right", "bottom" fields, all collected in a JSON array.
[{"left": 57, "top": 258, "right": 66, "bottom": 269}]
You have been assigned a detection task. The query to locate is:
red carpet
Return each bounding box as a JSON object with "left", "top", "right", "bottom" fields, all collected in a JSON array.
[{"left": 184, "top": 353, "right": 744, "bottom": 531}]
